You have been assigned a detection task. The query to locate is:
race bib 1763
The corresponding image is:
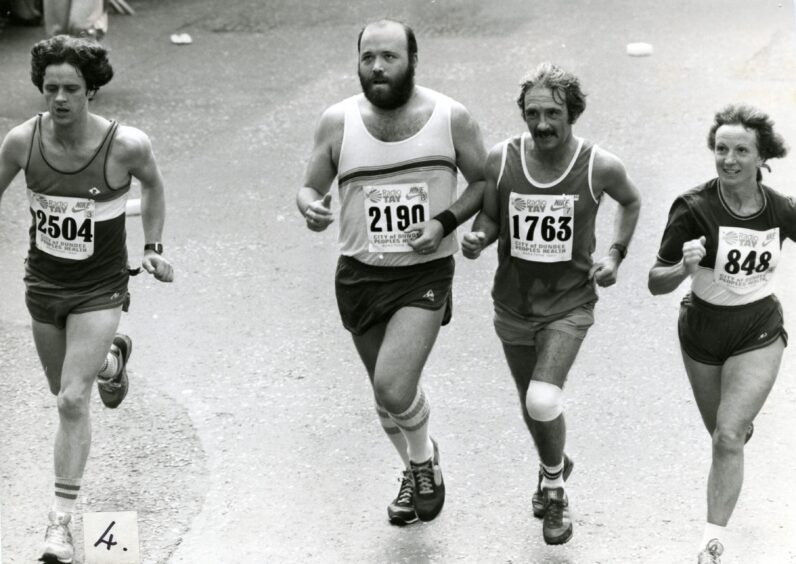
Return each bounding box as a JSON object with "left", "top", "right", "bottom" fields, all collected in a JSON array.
[
  {"left": 364, "top": 183, "right": 429, "bottom": 253},
  {"left": 508, "top": 192, "right": 574, "bottom": 263}
]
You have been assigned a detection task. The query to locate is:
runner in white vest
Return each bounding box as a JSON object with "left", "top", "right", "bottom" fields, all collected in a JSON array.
[{"left": 297, "top": 19, "right": 486, "bottom": 525}]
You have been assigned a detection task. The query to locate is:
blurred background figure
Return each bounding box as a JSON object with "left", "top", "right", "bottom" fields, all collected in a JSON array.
[
  {"left": 43, "top": 0, "right": 108, "bottom": 40},
  {"left": 2, "top": 0, "right": 109, "bottom": 39},
  {"left": 3, "top": 0, "right": 43, "bottom": 26}
]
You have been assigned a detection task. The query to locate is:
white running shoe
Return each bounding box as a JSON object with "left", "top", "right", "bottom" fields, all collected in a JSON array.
[{"left": 40, "top": 511, "right": 74, "bottom": 563}]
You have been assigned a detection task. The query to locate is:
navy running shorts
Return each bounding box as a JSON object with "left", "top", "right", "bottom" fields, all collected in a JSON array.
[
  {"left": 493, "top": 300, "right": 595, "bottom": 346},
  {"left": 335, "top": 255, "right": 454, "bottom": 336},
  {"left": 678, "top": 293, "right": 788, "bottom": 365},
  {"left": 24, "top": 268, "right": 130, "bottom": 329}
]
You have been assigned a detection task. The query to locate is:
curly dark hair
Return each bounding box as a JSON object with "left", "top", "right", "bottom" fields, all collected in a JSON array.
[
  {"left": 516, "top": 62, "right": 587, "bottom": 124},
  {"left": 707, "top": 104, "right": 788, "bottom": 161},
  {"left": 30, "top": 35, "right": 113, "bottom": 95}
]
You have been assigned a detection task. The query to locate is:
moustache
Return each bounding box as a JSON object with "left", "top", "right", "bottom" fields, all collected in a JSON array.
[{"left": 534, "top": 127, "right": 556, "bottom": 138}]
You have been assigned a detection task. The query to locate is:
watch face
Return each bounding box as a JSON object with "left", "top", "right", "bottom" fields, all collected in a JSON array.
[{"left": 145, "top": 243, "right": 163, "bottom": 254}]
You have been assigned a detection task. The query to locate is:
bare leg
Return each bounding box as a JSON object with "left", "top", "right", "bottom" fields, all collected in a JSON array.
[
  {"left": 352, "top": 322, "right": 410, "bottom": 466},
  {"left": 503, "top": 329, "right": 584, "bottom": 466},
  {"left": 681, "top": 349, "right": 722, "bottom": 435},
  {"left": 707, "top": 339, "right": 783, "bottom": 525},
  {"left": 370, "top": 306, "right": 445, "bottom": 414},
  {"left": 40, "top": 308, "right": 122, "bottom": 481}
]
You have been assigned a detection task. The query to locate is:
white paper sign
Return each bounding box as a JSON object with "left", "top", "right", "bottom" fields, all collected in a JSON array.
[{"left": 83, "top": 511, "right": 140, "bottom": 564}]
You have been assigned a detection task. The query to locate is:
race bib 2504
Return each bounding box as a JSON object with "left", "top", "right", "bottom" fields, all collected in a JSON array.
[{"left": 29, "top": 194, "right": 95, "bottom": 260}]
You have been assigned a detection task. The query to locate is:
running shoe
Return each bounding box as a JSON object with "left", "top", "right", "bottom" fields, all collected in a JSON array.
[
  {"left": 39, "top": 511, "right": 73, "bottom": 563},
  {"left": 387, "top": 469, "right": 418, "bottom": 526},
  {"left": 745, "top": 423, "right": 754, "bottom": 444},
  {"left": 409, "top": 438, "right": 445, "bottom": 521},
  {"left": 542, "top": 487, "right": 573, "bottom": 545},
  {"left": 97, "top": 333, "right": 132, "bottom": 408},
  {"left": 697, "top": 538, "right": 724, "bottom": 563},
  {"left": 532, "top": 454, "right": 574, "bottom": 518}
]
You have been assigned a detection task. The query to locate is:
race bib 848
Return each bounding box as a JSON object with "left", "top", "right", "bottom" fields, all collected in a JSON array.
[{"left": 714, "top": 226, "right": 779, "bottom": 294}]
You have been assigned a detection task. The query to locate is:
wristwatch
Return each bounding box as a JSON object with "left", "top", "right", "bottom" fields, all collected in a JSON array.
[
  {"left": 609, "top": 243, "right": 627, "bottom": 260},
  {"left": 144, "top": 243, "right": 163, "bottom": 255}
]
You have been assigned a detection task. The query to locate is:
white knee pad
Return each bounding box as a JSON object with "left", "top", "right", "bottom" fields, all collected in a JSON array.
[{"left": 525, "top": 381, "right": 564, "bottom": 422}]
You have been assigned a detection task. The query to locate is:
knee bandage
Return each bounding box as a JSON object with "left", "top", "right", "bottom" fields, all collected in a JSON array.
[{"left": 525, "top": 381, "right": 564, "bottom": 422}]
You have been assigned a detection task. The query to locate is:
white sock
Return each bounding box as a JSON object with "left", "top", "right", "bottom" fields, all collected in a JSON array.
[
  {"left": 97, "top": 351, "right": 118, "bottom": 379},
  {"left": 389, "top": 387, "right": 433, "bottom": 463},
  {"left": 699, "top": 522, "right": 726, "bottom": 550},
  {"left": 541, "top": 458, "right": 565, "bottom": 489},
  {"left": 53, "top": 476, "right": 81, "bottom": 515}
]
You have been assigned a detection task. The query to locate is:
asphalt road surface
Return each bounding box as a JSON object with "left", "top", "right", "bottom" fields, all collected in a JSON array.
[{"left": 1, "top": 1, "right": 796, "bottom": 562}]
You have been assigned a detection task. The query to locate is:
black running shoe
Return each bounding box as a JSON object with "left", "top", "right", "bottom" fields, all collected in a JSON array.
[
  {"left": 542, "top": 487, "right": 573, "bottom": 545},
  {"left": 387, "top": 470, "right": 418, "bottom": 526},
  {"left": 532, "top": 454, "right": 574, "bottom": 518},
  {"left": 410, "top": 438, "right": 445, "bottom": 521},
  {"left": 97, "top": 334, "right": 132, "bottom": 408}
]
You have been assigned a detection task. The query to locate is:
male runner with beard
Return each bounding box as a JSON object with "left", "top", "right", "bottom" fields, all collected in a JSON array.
[{"left": 296, "top": 19, "right": 486, "bottom": 525}]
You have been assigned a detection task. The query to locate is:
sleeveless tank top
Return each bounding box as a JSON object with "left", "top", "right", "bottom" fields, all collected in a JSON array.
[
  {"left": 493, "top": 133, "right": 601, "bottom": 319},
  {"left": 25, "top": 114, "right": 131, "bottom": 285},
  {"left": 336, "top": 87, "right": 459, "bottom": 266}
]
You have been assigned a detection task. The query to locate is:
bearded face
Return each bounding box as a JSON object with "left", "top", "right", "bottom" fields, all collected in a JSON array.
[{"left": 359, "top": 60, "right": 415, "bottom": 110}]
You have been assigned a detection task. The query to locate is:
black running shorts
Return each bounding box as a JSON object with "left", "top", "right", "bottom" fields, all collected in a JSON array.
[
  {"left": 678, "top": 293, "right": 787, "bottom": 365},
  {"left": 335, "top": 255, "right": 454, "bottom": 336},
  {"left": 24, "top": 268, "right": 130, "bottom": 329}
]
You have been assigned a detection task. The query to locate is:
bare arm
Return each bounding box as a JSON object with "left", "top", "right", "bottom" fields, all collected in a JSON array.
[
  {"left": 446, "top": 100, "right": 488, "bottom": 222},
  {"left": 118, "top": 126, "right": 173, "bottom": 282},
  {"left": 462, "top": 143, "right": 502, "bottom": 259},
  {"left": 0, "top": 122, "right": 34, "bottom": 205},
  {"left": 296, "top": 105, "right": 344, "bottom": 231},
  {"left": 407, "top": 101, "right": 487, "bottom": 252},
  {"left": 589, "top": 149, "right": 641, "bottom": 286},
  {"left": 648, "top": 259, "right": 689, "bottom": 295},
  {"left": 597, "top": 149, "right": 641, "bottom": 254},
  {"left": 648, "top": 236, "right": 706, "bottom": 295}
]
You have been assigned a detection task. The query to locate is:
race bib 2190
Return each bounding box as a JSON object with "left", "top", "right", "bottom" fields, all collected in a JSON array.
[{"left": 363, "top": 183, "right": 429, "bottom": 253}]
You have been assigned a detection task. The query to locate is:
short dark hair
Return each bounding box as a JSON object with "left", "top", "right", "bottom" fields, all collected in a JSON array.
[
  {"left": 516, "top": 62, "right": 586, "bottom": 124},
  {"left": 357, "top": 19, "right": 417, "bottom": 60},
  {"left": 30, "top": 35, "right": 113, "bottom": 94},
  {"left": 707, "top": 104, "right": 788, "bottom": 161}
]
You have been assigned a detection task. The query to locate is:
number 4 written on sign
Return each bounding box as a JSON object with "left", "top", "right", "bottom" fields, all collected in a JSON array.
[{"left": 94, "top": 521, "right": 128, "bottom": 552}]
